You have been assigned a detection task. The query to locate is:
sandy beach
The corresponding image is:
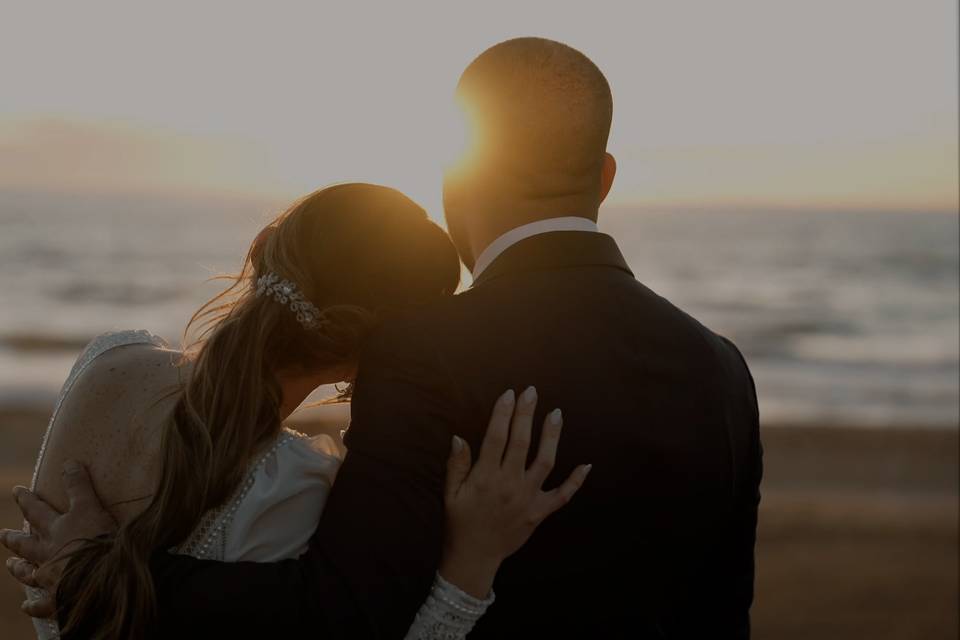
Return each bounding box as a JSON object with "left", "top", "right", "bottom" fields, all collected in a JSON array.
[{"left": 0, "top": 408, "right": 956, "bottom": 639}]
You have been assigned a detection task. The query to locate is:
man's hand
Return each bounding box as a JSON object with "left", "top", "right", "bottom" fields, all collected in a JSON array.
[{"left": 0, "top": 460, "right": 117, "bottom": 618}]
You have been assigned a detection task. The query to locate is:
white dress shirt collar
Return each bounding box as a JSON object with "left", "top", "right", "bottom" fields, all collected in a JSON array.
[{"left": 471, "top": 216, "right": 599, "bottom": 280}]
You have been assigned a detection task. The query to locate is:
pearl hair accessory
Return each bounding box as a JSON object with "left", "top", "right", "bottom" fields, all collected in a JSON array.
[{"left": 255, "top": 272, "right": 322, "bottom": 330}]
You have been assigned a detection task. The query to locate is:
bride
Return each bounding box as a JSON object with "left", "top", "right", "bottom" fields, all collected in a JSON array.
[{"left": 12, "top": 183, "right": 590, "bottom": 639}]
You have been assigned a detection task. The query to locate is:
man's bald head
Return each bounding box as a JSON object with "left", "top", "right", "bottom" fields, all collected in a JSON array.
[
  {"left": 455, "top": 37, "right": 613, "bottom": 199},
  {"left": 443, "top": 38, "right": 616, "bottom": 268}
]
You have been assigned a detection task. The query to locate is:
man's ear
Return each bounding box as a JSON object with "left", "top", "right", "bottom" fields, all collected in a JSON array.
[{"left": 598, "top": 153, "right": 617, "bottom": 204}]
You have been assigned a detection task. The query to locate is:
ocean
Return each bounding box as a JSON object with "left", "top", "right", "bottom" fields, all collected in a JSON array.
[{"left": 1, "top": 189, "right": 957, "bottom": 428}]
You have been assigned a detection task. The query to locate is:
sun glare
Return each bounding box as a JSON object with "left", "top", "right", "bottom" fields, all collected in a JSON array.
[
  {"left": 438, "top": 96, "right": 482, "bottom": 174},
  {"left": 362, "top": 95, "right": 484, "bottom": 222}
]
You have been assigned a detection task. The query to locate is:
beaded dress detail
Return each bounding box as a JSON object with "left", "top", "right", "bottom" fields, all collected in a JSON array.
[
  {"left": 24, "top": 330, "right": 494, "bottom": 640},
  {"left": 174, "top": 429, "right": 303, "bottom": 561}
]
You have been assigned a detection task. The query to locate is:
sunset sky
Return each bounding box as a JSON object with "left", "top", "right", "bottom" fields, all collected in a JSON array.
[{"left": 1, "top": 0, "right": 956, "bottom": 217}]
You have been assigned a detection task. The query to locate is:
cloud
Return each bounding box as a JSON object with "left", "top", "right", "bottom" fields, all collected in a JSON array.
[
  {"left": 611, "top": 130, "right": 959, "bottom": 213},
  {"left": 0, "top": 118, "right": 275, "bottom": 196}
]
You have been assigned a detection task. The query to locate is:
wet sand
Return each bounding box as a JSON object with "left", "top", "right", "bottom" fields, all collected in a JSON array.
[{"left": 0, "top": 408, "right": 956, "bottom": 639}]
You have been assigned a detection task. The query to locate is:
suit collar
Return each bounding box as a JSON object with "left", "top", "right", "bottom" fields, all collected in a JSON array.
[
  {"left": 469, "top": 230, "right": 633, "bottom": 289},
  {"left": 471, "top": 217, "right": 600, "bottom": 280}
]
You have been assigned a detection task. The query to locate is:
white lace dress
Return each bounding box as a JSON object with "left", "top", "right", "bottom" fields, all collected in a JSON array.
[{"left": 25, "top": 330, "right": 493, "bottom": 639}]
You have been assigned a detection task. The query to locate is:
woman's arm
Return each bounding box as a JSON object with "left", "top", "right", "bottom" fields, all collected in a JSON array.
[
  {"left": 5, "top": 340, "right": 177, "bottom": 626},
  {"left": 2, "top": 387, "right": 590, "bottom": 637},
  {"left": 32, "top": 343, "right": 176, "bottom": 525}
]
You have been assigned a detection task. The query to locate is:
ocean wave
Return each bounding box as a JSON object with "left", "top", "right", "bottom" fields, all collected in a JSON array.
[
  {"left": 53, "top": 281, "right": 186, "bottom": 306},
  {"left": 1, "top": 204, "right": 956, "bottom": 428},
  {"left": 784, "top": 333, "right": 960, "bottom": 367}
]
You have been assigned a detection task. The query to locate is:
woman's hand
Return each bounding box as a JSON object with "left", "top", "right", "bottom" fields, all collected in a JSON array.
[
  {"left": 440, "top": 386, "right": 592, "bottom": 598},
  {"left": 1, "top": 460, "right": 116, "bottom": 618}
]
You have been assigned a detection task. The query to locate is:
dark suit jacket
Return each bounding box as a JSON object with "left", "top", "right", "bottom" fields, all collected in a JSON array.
[{"left": 71, "top": 231, "right": 761, "bottom": 639}]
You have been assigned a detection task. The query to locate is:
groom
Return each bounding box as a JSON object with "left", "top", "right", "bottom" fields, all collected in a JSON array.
[{"left": 5, "top": 37, "right": 761, "bottom": 638}]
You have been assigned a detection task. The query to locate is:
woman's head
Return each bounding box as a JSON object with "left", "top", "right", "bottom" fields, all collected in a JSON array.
[
  {"left": 179, "top": 182, "right": 460, "bottom": 510},
  {"left": 59, "top": 183, "right": 460, "bottom": 640},
  {"left": 208, "top": 182, "right": 460, "bottom": 376}
]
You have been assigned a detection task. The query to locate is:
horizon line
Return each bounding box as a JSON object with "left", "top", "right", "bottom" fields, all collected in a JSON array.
[{"left": 0, "top": 184, "right": 957, "bottom": 217}]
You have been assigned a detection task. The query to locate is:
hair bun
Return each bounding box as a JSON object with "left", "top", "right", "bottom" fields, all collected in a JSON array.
[{"left": 310, "top": 305, "right": 378, "bottom": 358}]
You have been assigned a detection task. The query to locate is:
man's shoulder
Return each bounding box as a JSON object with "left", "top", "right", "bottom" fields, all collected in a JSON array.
[
  {"left": 662, "top": 302, "right": 756, "bottom": 401},
  {"left": 675, "top": 307, "right": 753, "bottom": 380},
  {"left": 358, "top": 295, "right": 464, "bottom": 367},
  {"left": 361, "top": 275, "right": 753, "bottom": 383},
  {"left": 621, "top": 279, "right": 754, "bottom": 383}
]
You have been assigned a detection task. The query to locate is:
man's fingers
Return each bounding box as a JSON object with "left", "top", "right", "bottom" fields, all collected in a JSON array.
[
  {"left": 21, "top": 594, "right": 56, "bottom": 620},
  {"left": 62, "top": 459, "right": 98, "bottom": 510},
  {"left": 502, "top": 386, "right": 537, "bottom": 473},
  {"left": 528, "top": 408, "right": 563, "bottom": 485},
  {"left": 444, "top": 436, "right": 473, "bottom": 502},
  {"left": 540, "top": 464, "right": 593, "bottom": 519},
  {"left": 12, "top": 486, "right": 58, "bottom": 536},
  {"left": 5, "top": 557, "right": 40, "bottom": 588},
  {"left": 0, "top": 529, "right": 43, "bottom": 563},
  {"left": 476, "top": 389, "right": 515, "bottom": 473}
]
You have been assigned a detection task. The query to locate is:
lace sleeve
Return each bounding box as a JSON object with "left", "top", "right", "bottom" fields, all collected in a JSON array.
[{"left": 403, "top": 573, "right": 496, "bottom": 640}]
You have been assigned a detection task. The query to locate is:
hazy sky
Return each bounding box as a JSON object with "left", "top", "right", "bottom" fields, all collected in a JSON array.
[{"left": 1, "top": 0, "right": 956, "bottom": 216}]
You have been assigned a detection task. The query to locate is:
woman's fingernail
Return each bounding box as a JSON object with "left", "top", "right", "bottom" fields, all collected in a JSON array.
[
  {"left": 548, "top": 408, "right": 563, "bottom": 426},
  {"left": 5, "top": 557, "right": 14, "bottom": 570},
  {"left": 583, "top": 464, "right": 593, "bottom": 475},
  {"left": 521, "top": 386, "right": 537, "bottom": 404},
  {"left": 63, "top": 459, "right": 81, "bottom": 473},
  {"left": 499, "top": 389, "right": 515, "bottom": 405},
  {"left": 451, "top": 435, "right": 464, "bottom": 453}
]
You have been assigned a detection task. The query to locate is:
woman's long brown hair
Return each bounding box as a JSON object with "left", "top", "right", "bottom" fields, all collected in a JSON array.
[{"left": 57, "top": 183, "right": 460, "bottom": 639}]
